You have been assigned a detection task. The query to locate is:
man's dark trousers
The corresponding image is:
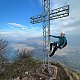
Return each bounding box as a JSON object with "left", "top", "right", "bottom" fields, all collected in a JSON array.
[{"left": 49, "top": 42, "right": 58, "bottom": 57}]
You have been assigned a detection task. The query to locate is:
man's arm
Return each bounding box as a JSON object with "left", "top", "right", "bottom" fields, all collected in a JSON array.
[
  {"left": 49, "top": 35, "right": 60, "bottom": 38},
  {"left": 60, "top": 37, "right": 67, "bottom": 48}
]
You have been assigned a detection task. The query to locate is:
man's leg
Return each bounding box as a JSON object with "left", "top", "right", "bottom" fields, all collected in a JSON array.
[
  {"left": 49, "top": 42, "right": 58, "bottom": 57},
  {"left": 49, "top": 46, "right": 57, "bottom": 57},
  {"left": 50, "top": 43, "right": 54, "bottom": 51}
]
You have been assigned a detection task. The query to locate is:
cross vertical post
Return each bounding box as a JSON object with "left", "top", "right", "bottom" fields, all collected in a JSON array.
[
  {"left": 30, "top": 0, "right": 69, "bottom": 74},
  {"left": 42, "top": 0, "right": 50, "bottom": 71}
]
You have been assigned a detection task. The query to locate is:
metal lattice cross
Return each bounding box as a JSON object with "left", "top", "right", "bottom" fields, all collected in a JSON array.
[{"left": 30, "top": 0, "right": 69, "bottom": 73}]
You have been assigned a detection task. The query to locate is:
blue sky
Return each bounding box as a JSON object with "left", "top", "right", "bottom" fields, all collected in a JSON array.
[
  {"left": 0, "top": 0, "right": 80, "bottom": 46},
  {"left": 0, "top": 0, "right": 42, "bottom": 24},
  {"left": 0, "top": 0, "right": 43, "bottom": 40}
]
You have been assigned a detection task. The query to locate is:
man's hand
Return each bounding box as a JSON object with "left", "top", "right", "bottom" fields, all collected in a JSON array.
[{"left": 49, "top": 35, "right": 51, "bottom": 36}]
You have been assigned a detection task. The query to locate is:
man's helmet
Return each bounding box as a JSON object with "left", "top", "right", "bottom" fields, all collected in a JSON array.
[{"left": 61, "top": 32, "right": 65, "bottom": 35}]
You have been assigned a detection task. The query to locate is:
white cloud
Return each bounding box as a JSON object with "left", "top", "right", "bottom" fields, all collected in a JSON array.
[
  {"left": 1, "top": 23, "right": 43, "bottom": 41},
  {"left": 50, "top": 0, "right": 80, "bottom": 35},
  {"left": 50, "top": 19, "right": 76, "bottom": 35},
  {"left": 8, "top": 23, "right": 27, "bottom": 30},
  {"left": 51, "top": 0, "right": 71, "bottom": 9},
  {"left": 8, "top": 23, "right": 26, "bottom": 28}
]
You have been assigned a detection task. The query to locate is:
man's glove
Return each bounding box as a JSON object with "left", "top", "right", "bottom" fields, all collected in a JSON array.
[{"left": 49, "top": 35, "right": 51, "bottom": 36}]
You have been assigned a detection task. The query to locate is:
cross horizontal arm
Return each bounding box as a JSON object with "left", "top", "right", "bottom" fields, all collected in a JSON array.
[
  {"left": 30, "top": 15, "right": 42, "bottom": 24},
  {"left": 30, "top": 5, "right": 69, "bottom": 24},
  {"left": 50, "top": 5, "right": 69, "bottom": 20}
]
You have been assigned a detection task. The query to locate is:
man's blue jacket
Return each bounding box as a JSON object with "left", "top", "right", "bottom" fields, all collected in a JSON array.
[{"left": 51, "top": 35, "right": 67, "bottom": 48}]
